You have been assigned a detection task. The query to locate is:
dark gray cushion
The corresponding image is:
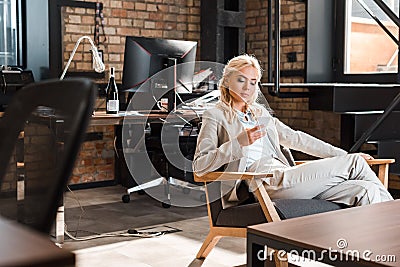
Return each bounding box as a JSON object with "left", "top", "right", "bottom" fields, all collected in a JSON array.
[
  {"left": 215, "top": 199, "right": 345, "bottom": 227},
  {"left": 274, "top": 199, "right": 344, "bottom": 219},
  {"left": 216, "top": 202, "right": 266, "bottom": 227}
]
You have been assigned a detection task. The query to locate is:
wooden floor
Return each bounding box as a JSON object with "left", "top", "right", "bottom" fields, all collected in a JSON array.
[
  {"left": 61, "top": 184, "right": 400, "bottom": 267},
  {"left": 62, "top": 185, "right": 249, "bottom": 267}
]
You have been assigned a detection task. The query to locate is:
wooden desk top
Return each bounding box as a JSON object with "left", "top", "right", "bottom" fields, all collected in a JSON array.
[
  {"left": 90, "top": 110, "right": 201, "bottom": 126},
  {"left": 248, "top": 200, "right": 400, "bottom": 266},
  {"left": 0, "top": 217, "right": 75, "bottom": 267},
  {"left": 91, "top": 111, "right": 148, "bottom": 125}
]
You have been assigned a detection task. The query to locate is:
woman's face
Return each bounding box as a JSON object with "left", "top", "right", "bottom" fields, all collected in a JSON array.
[{"left": 226, "top": 66, "right": 258, "bottom": 107}]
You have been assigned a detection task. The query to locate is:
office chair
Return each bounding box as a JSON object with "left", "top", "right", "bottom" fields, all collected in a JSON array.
[
  {"left": 121, "top": 118, "right": 205, "bottom": 207},
  {"left": 194, "top": 149, "right": 394, "bottom": 264},
  {"left": 0, "top": 78, "right": 96, "bottom": 235}
]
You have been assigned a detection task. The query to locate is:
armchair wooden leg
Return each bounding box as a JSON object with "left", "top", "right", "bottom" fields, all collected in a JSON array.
[
  {"left": 378, "top": 163, "right": 389, "bottom": 189},
  {"left": 261, "top": 248, "right": 289, "bottom": 267},
  {"left": 196, "top": 230, "right": 221, "bottom": 259},
  {"left": 273, "top": 251, "right": 288, "bottom": 267}
]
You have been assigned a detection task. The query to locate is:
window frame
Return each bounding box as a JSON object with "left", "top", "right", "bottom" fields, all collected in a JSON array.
[
  {"left": 0, "top": 0, "right": 24, "bottom": 67},
  {"left": 333, "top": 0, "right": 399, "bottom": 83}
]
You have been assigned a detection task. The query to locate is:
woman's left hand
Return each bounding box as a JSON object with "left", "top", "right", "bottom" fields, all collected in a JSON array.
[{"left": 359, "top": 152, "right": 374, "bottom": 161}]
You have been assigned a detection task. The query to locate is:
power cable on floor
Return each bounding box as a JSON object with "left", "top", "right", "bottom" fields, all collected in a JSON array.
[
  {"left": 64, "top": 227, "right": 163, "bottom": 241},
  {"left": 64, "top": 187, "right": 166, "bottom": 241},
  {"left": 66, "top": 185, "right": 86, "bottom": 237}
]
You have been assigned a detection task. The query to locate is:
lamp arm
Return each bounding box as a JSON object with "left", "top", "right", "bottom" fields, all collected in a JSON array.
[{"left": 60, "top": 36, "right": 103, "bottom": 80}]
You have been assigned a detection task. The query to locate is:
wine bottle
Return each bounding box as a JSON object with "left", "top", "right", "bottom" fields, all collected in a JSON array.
[{"left": 106, "top": 67, "right": 119, "bottom": 114}]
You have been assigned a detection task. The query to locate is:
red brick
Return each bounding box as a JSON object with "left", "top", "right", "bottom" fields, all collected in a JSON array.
[
  {"left": 140, "top": 29, "right": 163, "bottom": 37},
  {"left": 112, "top": 9, "right": 127, "bottom": 17},
  {"left": 157, "top": 4, "right": 168, "bottom": 12},
  {"left": 149, "top": 12, "right": 164, "bottom": 21},
  {"left": 135, "top": 2, "right": 146, "bottom": 11},
  {"left": 123, "top": 2, "right": 135, "bottom": 9},
  {"left": 147, "top": 4, "right": 158, "bottom": 12}
]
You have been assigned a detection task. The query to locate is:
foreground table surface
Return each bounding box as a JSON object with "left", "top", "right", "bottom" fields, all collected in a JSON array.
[
  {"left": 248, "top": 200, "right": 400, "bottom": 267},
  {"left": 0, "top": 217, "right": 75, "bottom": 267}
]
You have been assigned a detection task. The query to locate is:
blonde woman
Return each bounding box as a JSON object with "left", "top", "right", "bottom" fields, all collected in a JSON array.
[{"left": 193, "top": 54, "right": 393, "bottom": 209}]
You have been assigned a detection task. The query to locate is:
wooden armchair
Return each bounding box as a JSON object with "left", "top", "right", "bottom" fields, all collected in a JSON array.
[{"left": 193, "top": 158, "right": 394, "bottom": 262}]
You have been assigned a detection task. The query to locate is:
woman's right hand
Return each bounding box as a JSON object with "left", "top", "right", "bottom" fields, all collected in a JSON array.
[{"left": 237, "top": 125, "right": 267, "bottom": 147}]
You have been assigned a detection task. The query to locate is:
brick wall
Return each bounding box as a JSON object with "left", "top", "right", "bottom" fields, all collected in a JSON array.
[
  {"left": 62, "top": 0, "right": 341, "bottom": 184},
  {"left": 62, "top": 0, "right": 201, "bottom": 184},
  {"left": 70, "top": 125, "right": 115, "bottom": 184},
  {"left": 1, "top": 121, "right": 57, "bottom": 194},
  {"left": 62, "top": 0, "right": 201, "bottom": 83},
  {"left": 0, "top": 150, "right": 16, "bottom": 192}
]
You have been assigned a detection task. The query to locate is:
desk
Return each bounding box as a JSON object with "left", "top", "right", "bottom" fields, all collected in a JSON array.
[
  {"left": 91, "top": 109, "right": 199, "bottom": 181},
  {"left": 247, "top": 200, "right": 400, "bottom": 266},
  {"left": 91, "top": 111, "right": 169, "bottom": 187},
  {"left": 90, "top": 110, "right": 200, "bottom": 204},
  {"left": 91, "top": 111, "right": 149, "bottom": 126},
  {"left": 90, "top": 110, "right": 202, "bottom": 125},
  {"left": 0, "top": 217, "right": 75, "bottom": 267}
]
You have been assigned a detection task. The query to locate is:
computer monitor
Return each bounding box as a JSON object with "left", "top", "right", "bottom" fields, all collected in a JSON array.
[
  {"left": 122, "top": 37, "right": 197, "bottom": 112},
  {"left": 0, "top": 69, "right": 35, "bottom": 111}
]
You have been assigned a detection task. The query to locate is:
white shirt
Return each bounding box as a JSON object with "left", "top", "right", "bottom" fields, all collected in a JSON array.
[{"left": 236, "top": 110, "right": 278, "bottom": 169}]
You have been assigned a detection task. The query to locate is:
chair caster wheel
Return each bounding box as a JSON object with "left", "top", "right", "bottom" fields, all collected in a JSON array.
[
  {"left": 200, "top": 193, "right": 206, "bottom": 202},
  {"left": 122, "top": 194, "right": 130, "bottom": 203},
  {"left": 162, "top": 200, "right": 171, "bottom": 208},
  {"left": 182, "top": 188, "right": 191, "bottom": 194}
]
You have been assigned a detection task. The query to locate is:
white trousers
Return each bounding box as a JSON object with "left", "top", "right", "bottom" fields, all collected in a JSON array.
[{"left": 265, "top": 154, "right": 393, "bottom": 206}]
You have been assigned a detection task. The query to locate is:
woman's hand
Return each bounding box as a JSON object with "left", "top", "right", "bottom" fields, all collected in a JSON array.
[
  {"left": 359, "top": 152, "right": 374, "bottom": 161},
  {"left": 237, "top": 125, "right": 267, "bottom": 147}
]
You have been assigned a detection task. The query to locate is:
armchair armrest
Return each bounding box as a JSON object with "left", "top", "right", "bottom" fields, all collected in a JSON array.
[
  {"left": 194, "top": 171, "right": 280, "bottom": 222},
  {"left": 367, "top": 159, "right": 395, "bottom": 189},
  {"left": 366, "top": 159, "right": 395, "bottom": 165},
  {"left": 195, "top": 158, "right": 394, "bottom": 185},
  {"left": 194, "top": 171, "right": 272, "bottom": 182},
  {"left": 295, "top": 158, "right": 394, "bottom": 165}
]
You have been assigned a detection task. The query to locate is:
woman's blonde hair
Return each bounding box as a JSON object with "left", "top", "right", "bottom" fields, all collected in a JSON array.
[{"left": 219, "top": 54, "right": 263, "bottom": 108}]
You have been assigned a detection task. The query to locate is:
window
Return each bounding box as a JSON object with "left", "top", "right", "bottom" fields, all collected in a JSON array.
[
  {"left": 0, "top": 0, "right": 20, "bottom": 67},
  {"left": 344, "top": 0, "right": 399, "bottom": 74}
]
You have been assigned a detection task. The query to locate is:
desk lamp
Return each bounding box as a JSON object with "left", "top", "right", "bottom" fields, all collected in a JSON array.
[
  {"left": 56, "top": 36, "right": 104, "bottom": 244},
  {"left": 59, "top": 35, "right": 105, "bottom": 80}
]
